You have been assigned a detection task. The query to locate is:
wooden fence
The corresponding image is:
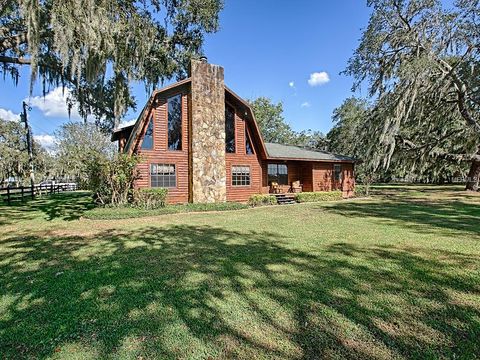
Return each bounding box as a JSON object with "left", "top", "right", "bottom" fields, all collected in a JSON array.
[{"left": 0, "top": 183, "right": 77, "bottom": 205}]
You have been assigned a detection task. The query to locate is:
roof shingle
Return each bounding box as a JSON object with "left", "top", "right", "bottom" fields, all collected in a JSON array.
[{"left": 265, "top": 142, "right": 355, "bottom": 162}]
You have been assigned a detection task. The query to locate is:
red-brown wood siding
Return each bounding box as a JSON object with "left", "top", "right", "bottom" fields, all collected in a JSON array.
[
  {"left": 226, "top": 106, "right": 263, "bottom": 202},
  {"left": 133, "top": 85, "right": 190, "bottom": 204}
]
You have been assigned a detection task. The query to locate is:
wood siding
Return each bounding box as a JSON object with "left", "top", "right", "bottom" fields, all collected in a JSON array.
[
  {"left": 133, "top": 85, "right": 190, "bottom": 204},
  {"left": 127, "top": 82, "right": 355, "bottom": 203},
  {"left": 225, "top": 106, "right": 262, "bottom": 202}
]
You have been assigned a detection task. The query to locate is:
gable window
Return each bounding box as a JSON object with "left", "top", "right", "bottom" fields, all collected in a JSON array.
[
  {"left": 268, "top": 163, "right": 288, "bottom": 185},
  {"left": 151, "top": 163, "right": 176, "bottom": 188},
  {"left": 232, "top": 166, "right": 250, "bottom": 186},
  {"left": 225, "top": 105, "right": 235, "bottom": 153},
  {"left": 245, "top": 128, "right": 254, "bottom": 155},
  {"left": 168, "top": 94, "right": 182, "bottom": 151},
  {"left": 333, "top": 164, "right": 342, "bottom": 182},
  {"left": 141, "top": 116, "right": 154, "bottom": 150}
]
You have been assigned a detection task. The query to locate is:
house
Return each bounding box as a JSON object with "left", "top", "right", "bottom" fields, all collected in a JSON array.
[{"left": 111, "top": 58, "right": 355, "bottom": 204}]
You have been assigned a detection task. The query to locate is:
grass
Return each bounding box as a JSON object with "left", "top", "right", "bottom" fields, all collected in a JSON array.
[{"left": 0, "top": 186, "right": 479, "bottom": 359}]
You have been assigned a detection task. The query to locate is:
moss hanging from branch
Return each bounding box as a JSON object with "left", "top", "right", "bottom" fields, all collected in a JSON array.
[{"left": 1, "top": 0, "right": 223, "bottom": 129}]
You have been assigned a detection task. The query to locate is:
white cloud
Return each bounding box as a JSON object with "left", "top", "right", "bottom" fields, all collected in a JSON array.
[
  {"left": 118, "top": 119, "right": 136, "bottom": 129},
  {"left": 308, "top": 72, "right": 330, "bottom": 87},
  {"left": 289, "top": 81, "right": 295, "bottom": 88},
  {"left": 0, "top": 108, "right": 20, "bottom": 122},
  {"left": 34, "top": 134, "right": 57, "bottom": 152},
  {"left": 301, "top": 102, "right": 311, "bottom": 108},
  {"left": 27, "top": 87, "right": 83, "bottom": 120}
]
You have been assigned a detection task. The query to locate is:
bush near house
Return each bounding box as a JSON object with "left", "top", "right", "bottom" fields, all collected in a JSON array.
[
  {"left": 134, "top": 188, "right": 168, "bottom": 209},
  {"left": 295, "top": 191, "right": 343, "bottom": 203},
  {"left": 248, "top": 194, "right": 277, "bottom": 207},
  {"left": 83, "top": 201, "right": 249, "bottom": 220}
]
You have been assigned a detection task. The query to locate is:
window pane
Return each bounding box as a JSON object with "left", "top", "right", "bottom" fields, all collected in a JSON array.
[
  {"left": 334, "top": 164, "right": 342, "bottom": 181},
  {"left": 245, "top": 129, "right": 254, "bottom": 155},
  {"left": 268, "top": 163, "right": 288, "bottom": 185},
  {"left": 151, "top": 163, "right": 176, "bottom": 188},
  {"left": 168, "top": 95, "right": 182, "bottom": 151},
  {"left": 225, "top": 106, "right": 235, "bottom": 153},
  {"left": 141, "top": 116, "right": 154, "bottom": 150},
  {"left": 232, "top": 166, "right": 250, "bottom": 186}
]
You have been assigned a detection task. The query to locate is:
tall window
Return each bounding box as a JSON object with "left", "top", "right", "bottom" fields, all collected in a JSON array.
[
  {"left": 232, "top": 166, "right": 250, "bottom": 186},
  {"left": 268, "top": 163, "right": 288, "bottom": 185},
  {"left": 151, "top": 164, "right": 176, "bottom": 188},
  {"left": 333, "top": 164, "right": 342, "bottom": 182},
  {"left": 245, "top": 128, "right": 254, "bottom": 155},
  {"left": 141, "top": 116, "right": 154, "bottom": 150},
  {"left": 225, "top": 105, "right": 235, "bottom": 153},
  {"left": 168, "top": 94, "right": 182, "bottom": 151}
]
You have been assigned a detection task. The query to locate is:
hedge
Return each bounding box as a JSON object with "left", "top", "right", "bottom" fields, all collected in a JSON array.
[
  {"left": 83, "top": 201, "right": 249, "bottom": 220},
  {"left": 248, "top": 194, "right": 277, "bottom": 207},
  {"left": 295, "top": 191, "right": 343, "bottom": 203}
]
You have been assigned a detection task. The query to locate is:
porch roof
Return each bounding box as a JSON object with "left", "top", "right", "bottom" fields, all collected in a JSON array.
[{"left": 265, "top": 142, "right": 355, "bottom": 163}]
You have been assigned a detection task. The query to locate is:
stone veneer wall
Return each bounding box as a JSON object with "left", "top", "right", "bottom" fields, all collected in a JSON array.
[{"left": 190, "top": 60, "right": 227, "bottom": 203}]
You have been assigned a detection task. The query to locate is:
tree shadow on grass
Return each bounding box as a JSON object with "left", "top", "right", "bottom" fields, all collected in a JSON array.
[
  {"left": 0, "top": 225, "right": 479, "bottom": 359},
  {"left": 0, "top": 191, "right": 94, "bottom": 225},
  {"left": 322, "top": 197, "right": 480, "bottom": 237}
]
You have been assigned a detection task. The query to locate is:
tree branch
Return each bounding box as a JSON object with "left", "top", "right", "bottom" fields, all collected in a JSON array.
[{"left": 0, "top": 55, "right": 31, "bottom": 65}]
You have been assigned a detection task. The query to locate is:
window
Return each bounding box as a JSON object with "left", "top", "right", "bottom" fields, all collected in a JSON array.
[
  {"left": 268, "top": 163, "right": 288, "bottom": 185},
  {"left": 232, "top": 166, "right": 250, "bottom": 186},
  {"left": 333, "top": 164, "right": 342, "bottom": 182},
  {"left": 141, "top": 116, "right": 154, "bottom": 150},
  {"left": 225, "top": 105, "right": 235, "bottom": 153},
  {"left": 151, "top": 163, "right": 176, "bottom": 188},
  {"left": 168, "top": 94, "right": 182, "bottom": 150},
  {"left": 245, "top": 128, "right": 254, "bottom": 155}
]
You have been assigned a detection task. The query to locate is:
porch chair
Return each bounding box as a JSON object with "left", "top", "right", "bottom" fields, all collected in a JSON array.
[
  {"left": 289, "top": 180, "right": 303, "bottom": 193},
  {"left": 270, "top": 181, "right": 281, "bottom": 194}
]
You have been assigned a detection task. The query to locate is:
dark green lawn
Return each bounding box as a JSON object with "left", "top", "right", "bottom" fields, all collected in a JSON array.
[{"left": 0, "top": 186, "right": 479, "bottom": 359}]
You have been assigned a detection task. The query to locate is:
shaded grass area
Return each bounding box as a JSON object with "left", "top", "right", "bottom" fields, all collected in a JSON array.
[
  {"left": 0, "top": 191, "right": 94, "bottom": 225},
  {"left": 83, "top": 201, "right": 249, "bottom": 220},
  {"left": 0, "top": 186, "right": 479, "bottom": 359}
]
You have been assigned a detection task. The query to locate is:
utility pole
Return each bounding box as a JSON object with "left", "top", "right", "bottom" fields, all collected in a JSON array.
[{"left": 21, "top": 101, "right": 35, "bottom": 197}]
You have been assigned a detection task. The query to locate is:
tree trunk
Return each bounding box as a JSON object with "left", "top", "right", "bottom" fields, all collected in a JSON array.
[{"left": 466, "top": 153, "right": 480, "bottom": 191}]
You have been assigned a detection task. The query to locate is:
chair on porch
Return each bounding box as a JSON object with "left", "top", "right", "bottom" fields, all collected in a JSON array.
[
  {"left": 270, "top": 181, "right": 281, "bottom": 194},
  {"left": 289, "top": 180, "right": 303, "bottom": 193}
]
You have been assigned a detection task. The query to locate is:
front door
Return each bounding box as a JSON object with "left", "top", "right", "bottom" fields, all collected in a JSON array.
[{"left": 332, "top": 164, "right": 343, "bottom": 191}]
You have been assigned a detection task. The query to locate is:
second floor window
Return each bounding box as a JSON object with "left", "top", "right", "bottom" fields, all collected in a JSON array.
[
  {"left": 141, "top": 116, "right": 154, "bottom": 150},
  {"left": 245, "top": 128, "right": 254, "bottom": 155},
  {"left": 168, "top": 94, "right": 182, "bottom": 151},
  {"left": 225, "top": 105, "right": 235, "bottom": 153}
]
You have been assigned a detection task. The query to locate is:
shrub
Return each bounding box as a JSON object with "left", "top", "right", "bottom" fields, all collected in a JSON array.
[
  {"left": 86, "top": 153, "right": 141, "bottom": 206},
  {"left": 83, "top": 201, "right": 249, "bottom": 220},
  {"left": 134, "top": 188, "right": 168, "bottom": 209},
  {"left": 248, "top": 194, "right": 277, "bottom": 207},
  {"left": 355, "top": 185, "right": 369, "bottom": 197},
  {"left": 295, "top": 191, "right": 343, "bottom": 203}
]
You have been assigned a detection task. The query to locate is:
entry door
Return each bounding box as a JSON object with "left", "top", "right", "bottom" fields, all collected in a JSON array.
[{"left": 332, "top": 164, "right": 343, "bottom": 190}]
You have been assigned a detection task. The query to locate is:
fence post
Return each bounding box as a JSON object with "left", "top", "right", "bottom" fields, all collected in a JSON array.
[
  {"left": 21, "top": 186, "right": 24, "bottom": 202},
  {"left": 7, "top": 186, "right": 10, "bottom": 205},
  {"left": 50, "top": 183, "right": 53, "bottom": 195},
  {"left": 31, "top": 183, "right": 34, "bottom": 199}
]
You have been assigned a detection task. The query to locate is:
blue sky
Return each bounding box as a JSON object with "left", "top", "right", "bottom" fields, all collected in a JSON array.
[{"left": 0, "top": 0, "right": 372, "bottom": 149}]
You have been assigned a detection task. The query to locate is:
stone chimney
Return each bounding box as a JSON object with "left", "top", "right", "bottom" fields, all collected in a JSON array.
[{"left": 189, "top": 58, "right": 227, "bottom": 203}]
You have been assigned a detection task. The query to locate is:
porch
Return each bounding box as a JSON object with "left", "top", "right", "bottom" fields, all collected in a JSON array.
[{"left": 261, "top": 160, "right": 355, "bottom": 197}]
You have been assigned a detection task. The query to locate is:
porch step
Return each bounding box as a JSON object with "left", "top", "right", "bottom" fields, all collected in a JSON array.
[{"left": 273, "top": 193, "right": 297, "bottom": 205}]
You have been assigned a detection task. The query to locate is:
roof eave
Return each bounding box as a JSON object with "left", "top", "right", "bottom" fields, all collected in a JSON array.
[{"left": 266, "top": 156, "right": 356, "bottom": 163}]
